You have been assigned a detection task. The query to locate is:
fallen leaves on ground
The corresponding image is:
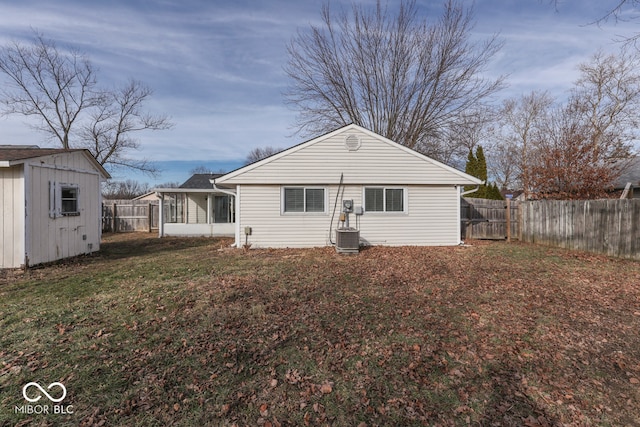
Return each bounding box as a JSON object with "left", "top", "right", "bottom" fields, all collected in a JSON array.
[{"left": 1, "top": 235, "right": 639, "bottom": 426}]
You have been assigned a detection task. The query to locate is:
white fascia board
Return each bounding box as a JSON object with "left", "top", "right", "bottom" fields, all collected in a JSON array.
[
  {"left": 215, "top": 123, "right": 483, "bottom": 186},
  {"left": 353, "top": 126, "right": 484, "bottom": 185},
  {"left": 215, "top": 125, "right": 357, "bottom": 184}
]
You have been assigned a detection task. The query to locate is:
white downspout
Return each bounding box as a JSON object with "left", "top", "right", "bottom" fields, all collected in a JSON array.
[
  {"left": 156, "top": 193, "right": 164, "bottom": 238},
  {"left": 459, "top": 183, "right": 482, "bottom": 245},
  {"left": 211, "top": 179, "right": 238, "bottom": 247}
]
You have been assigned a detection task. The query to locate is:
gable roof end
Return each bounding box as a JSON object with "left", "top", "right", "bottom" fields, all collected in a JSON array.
[
  {"left": 0, "top": 147, "right": 111, "bottom": 179},
  {"left": 215, "top": 124, "right": 482, "bottom": 186}
]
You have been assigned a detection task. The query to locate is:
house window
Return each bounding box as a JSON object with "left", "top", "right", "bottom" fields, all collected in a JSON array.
[
  {"left": 364, "top": 187, "right": 405, "bottom": 212},
  {"left": 283, "top": 187, "right": 326, "bottom": 213}
]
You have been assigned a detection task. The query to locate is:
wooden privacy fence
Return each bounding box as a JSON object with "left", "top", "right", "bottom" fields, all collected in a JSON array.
[
  {"left": 521, "top": 199, "right": 640, "bottom": 260},
  {"left": 102, "top": 200, "right": 159, "bottom": 233},
  {"left": 461, "top": 198, "right": 519, "bottom": 240}
]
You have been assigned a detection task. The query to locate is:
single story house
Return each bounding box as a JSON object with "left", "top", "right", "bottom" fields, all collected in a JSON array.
[
  {"left": 213, "top": 124, "right": 483, "bottom": 248},
  {"left": 153, "top": 174, "right": 235, "bottom": 237},
  {"left": 0, "top": 146, "right": 111, "bottom": 269}
]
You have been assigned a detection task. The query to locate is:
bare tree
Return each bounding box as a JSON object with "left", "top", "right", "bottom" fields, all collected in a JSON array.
[
  {"left": 81, "top": 80, "right": 172, "bottom": 174},
  {"left": 284, "top": 0, "right": 505, "bottom": 163},
  {"left": 244, "top": 146, "right": 284, "bottom": 165},
  {"left": 496, "top": 48, "right": 639, "bottom": 199},
  {"left": 571, "top": 49, "right": 640, "bottom": 158},
  {"left": 102, "top": 179, "right": 150, "bottom": 199},
  {"left": 529, "top": 100, "right": 623, "bottom": 199},
  {"left": 492, "top": 91, "right": 554, "bottom": 195},
  {"left": 0, "top": 33, "right": 100, "bottom": 148},
  {"left": 0, "top": 32, "right": 172, "bottom": 174},
  {"left": 549, "top": 0, "right": 640, "bottom": 46}
]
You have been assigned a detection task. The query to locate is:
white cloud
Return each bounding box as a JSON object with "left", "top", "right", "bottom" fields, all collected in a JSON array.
[{"left": 2, "top": 0, "right": 640, "bottom": 179}]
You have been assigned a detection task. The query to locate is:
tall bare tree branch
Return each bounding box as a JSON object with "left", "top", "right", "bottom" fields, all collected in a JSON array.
[
  {"left": 284, "top": 0, "right": 505, "bottom": 163},
  {"left": 0, "top": 32, "right": 172, "bottom": 175}
]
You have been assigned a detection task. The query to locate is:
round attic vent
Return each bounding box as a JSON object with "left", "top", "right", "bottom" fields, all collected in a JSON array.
[{"left": 345, "top": 134, "right": 361, "bottom": 151}]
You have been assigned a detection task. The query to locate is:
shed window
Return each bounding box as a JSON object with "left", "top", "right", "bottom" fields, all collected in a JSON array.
[
  {"left": 364, "top": 187, "right": 405, "bottom": 212},
  {"left": 49, "top": 182, "right": 80, "bottom": 218},
  {"left": 283, "top": 187, "right": 326, "bottom": 213},
  {"left": 61, "top": 186, "right": 79, "bottom": 215}
]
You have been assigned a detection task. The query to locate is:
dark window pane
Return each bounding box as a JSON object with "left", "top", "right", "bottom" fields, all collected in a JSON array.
[
  {"left": 305, "top": 189, "right": 324, "bottom": 212},
  {"left": 61, "top": 186, "right": 78, "bottom": 213},
  {"left": 365, "top": 188, "right": 383, "bottom": 211},
  {"left": 284, "top": 188, "right": 304, "bottom": 212},
  {"left": 386, "top": 189, "right": 404, "bottom": 212}
]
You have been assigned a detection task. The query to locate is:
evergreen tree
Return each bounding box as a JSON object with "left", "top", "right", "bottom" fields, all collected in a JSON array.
[
  {"left": 463, "top": 145, "right": 503, "bottom": 199},
  {"left": 475, "top": 146, "right": 488, "bottom": 182},
  {"left": 464, "top": 149, "right": 478, "bottom": 193}
]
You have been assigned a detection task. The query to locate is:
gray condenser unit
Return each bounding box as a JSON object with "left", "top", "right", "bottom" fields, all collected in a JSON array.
[{"left": 335, "top": 228, "right": 360, "bottom": 253}]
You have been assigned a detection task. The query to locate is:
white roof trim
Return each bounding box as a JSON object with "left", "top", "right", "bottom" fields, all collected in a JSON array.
[
  {"left": 215, "top": 124, "right": 483, "bottom": 185},
  {"left": 152, "top": 188, "right": 224, "bottom": 193}
]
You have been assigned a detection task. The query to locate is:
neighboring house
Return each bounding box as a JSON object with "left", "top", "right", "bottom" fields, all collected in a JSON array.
[
  {"left": 0, "top": 146, "right": 111, "bottom": 269},
  {"left": 132, "top": 191, "right": 159, "bottom": 202},
  {"left": 153, "top": 174, "right": 235, "bottom": 237},
  {"left": 613, "top": 157, "right": 640, "bottom": 198},
  {"left": 214, "top": 124, "right": 483, "bottom": 248}
]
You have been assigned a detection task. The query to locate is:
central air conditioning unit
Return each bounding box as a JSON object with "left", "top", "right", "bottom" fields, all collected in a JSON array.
[
  {"left": 335, "top": 228, "right": 360, "bottom": 253},
  {"left": 335, "top": 199, "right": 362, "bottom": 253}
]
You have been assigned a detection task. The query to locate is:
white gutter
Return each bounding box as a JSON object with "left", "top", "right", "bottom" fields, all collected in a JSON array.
[
  {"left": 461, "top": 185, "right": 481, "bottom": 196},
  {"left": 209, "top": 181, "right": 237, "bottom": 197}
]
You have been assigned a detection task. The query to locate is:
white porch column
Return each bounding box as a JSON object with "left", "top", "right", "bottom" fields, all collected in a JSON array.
[{"left": 158, "top": 193, "right": 164, "bottom": 237}]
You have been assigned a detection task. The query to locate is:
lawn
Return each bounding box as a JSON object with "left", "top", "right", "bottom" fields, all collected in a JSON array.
[{"left": 1, "top": 233, "right": 639, "bottom": 426}]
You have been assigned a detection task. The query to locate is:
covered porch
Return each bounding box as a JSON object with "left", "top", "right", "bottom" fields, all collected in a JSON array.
[{"left": 154, "top": 188, "right": 235, "bottom": 237}]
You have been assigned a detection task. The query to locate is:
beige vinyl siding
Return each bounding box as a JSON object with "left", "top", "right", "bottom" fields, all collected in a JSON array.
[
  {"left": 220, "top": 129, "right": 478, "bottom": 186},
  {"left": 239, "top": 185, "right": 331, "bottom": 248},
  {"left": 26, "top": 154, "right": 103, "bottom": 266},
  {"left": 187, "top": 194, "right": 207, "bottom": 224},
  {"left": 358, "top": 185, "right": 459, "bottom": 246},
  {"left": 0, "top": 166, "right": 25, "bottom": 268},
  {"left": 238, "top": 184, "right": 460, "bottom": 248}
]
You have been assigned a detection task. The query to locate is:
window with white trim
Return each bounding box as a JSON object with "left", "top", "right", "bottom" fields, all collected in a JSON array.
[
  {"left": 49, "top": 182, "right": 80, "bottom": 218},
  {"left": 283, "top": 187, "right": 326, "bottom": 213},
  {"left": 364, "top": 187, "right": 405, "bottom": 212}
]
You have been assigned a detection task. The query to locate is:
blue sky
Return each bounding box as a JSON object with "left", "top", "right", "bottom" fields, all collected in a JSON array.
[{"left": 0, "top": 0, "right": 638, "bottom": 186}]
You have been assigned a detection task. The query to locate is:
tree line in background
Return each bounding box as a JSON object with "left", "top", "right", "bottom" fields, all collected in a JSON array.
[
  {"left": 2, "top": 1, "right": 639, "bottom": 201},
  {"left": 285, "top": 0, "right": 640, "bottom": 200}
]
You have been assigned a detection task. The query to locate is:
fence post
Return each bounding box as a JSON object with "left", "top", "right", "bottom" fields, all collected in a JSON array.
[
  {"left": 506, "top": 198, "right": 511, "bottom": 242},
  {"left": 112, "top": 203, "right": 117, "bottom": 233},
  {"left": 518, "top": 201, "right": 523, "bottom": 241}
]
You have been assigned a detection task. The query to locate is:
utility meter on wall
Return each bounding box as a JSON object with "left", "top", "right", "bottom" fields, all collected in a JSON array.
[{"left": 343, "top": 199, "right": 354, "bottom": 213}]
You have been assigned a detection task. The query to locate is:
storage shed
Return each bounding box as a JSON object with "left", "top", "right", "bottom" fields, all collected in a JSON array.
[{"left": 0, "top": 146, "right": 111, "bottom": 268}]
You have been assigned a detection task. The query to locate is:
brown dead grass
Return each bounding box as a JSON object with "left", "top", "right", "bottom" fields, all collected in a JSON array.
[{"left": 1, "top": 233, "right": 639, "bottom": 426}]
